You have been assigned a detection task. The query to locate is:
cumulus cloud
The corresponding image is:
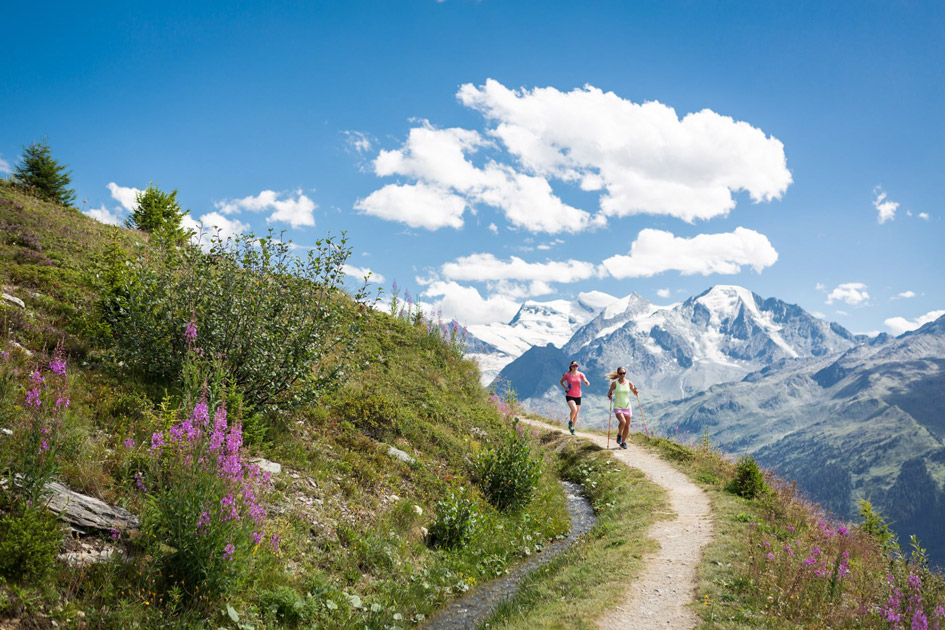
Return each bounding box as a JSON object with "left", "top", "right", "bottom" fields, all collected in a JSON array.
[
  {"left": 825, "top": 282, "right": 870, "bottom": 306},
  {"left": 812, "top": 311, "right": 826, "bottom": 320},
  {"left": 601, "top": 227, "right": 779, "bottom": 278},
  {"left": 815, "top": 282, "right": 827, "bottom": 292},
  {"left": 361, "top": 123, "right": 589, "bottom": 232},
  {"left": 421, "top": 280, "right": 521, "bottom": 325},
  {"left": 343, "top": 130, "right": 374, "bottom": 155},
  {"left": 873, "top": 187, "right": 899, "bottom": 224},
  {"left": 182, "top": 212, "right": 249, "bottom": 245},
  {"left": 216, "top": 189, "right": 316, "bottom": 229},
  {"left": 884, "top": 310, "right": 945, "bottom": 335},
  {"left": 355, "top": 182, "right": 467, "bottom": 230},
  {"left": 84, "top": 205, "right": 123, "bottom": 226},
  {"left": 0, "top": 155, "right": 12, "bottom": 175},
  {"left": 487, "top": 223, "right": 498, "bottom": 234},
  {"left": 919, "top": 212, "right": 930, "bottom": 220},
  {"left": 342, "top": 264, "right": 384, "bottom": 283},
  {"left": 107, "top": 182, "right": 142, "bottom": 212},
  {"left": 893, "top": 291, "right": 916, "bottom": 299},
  {"left": 656, "top": 288, "right": 671, "bottom": 299},
  {"left": 441, "top": 253, "right": 596, "bottom": 283},
  {"left": 458, "top": 79, "right": 792, "bottom": 223}
]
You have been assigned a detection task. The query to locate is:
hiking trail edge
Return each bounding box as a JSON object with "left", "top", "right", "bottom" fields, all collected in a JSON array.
[{"left": 517, "top": 416, "right": 714, "bottom": 629}]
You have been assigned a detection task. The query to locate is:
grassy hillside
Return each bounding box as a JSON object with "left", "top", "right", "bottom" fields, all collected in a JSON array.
[{"left": 0, "top": 181, "right": 575, "bottom": 628}]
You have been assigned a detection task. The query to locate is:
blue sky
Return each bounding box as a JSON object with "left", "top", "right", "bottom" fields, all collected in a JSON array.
[{"left": 2, "top": 1, "right": 943, "bottom": 335}]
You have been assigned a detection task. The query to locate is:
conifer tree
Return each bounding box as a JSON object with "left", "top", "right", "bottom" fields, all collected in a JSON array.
[
  {"left": 14, "top": 140, "right": 76, "bottom": 207},
  {"left": 125, "top": 183, "right": 188, "bottom": 238}
]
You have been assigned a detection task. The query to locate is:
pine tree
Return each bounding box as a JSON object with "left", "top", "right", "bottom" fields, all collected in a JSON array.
[
  {"left": 125, "top": 183, "right": 188, "bottom": 237},
  {"left": 14, "top": 140, "right": 76, "bottom": 207}
]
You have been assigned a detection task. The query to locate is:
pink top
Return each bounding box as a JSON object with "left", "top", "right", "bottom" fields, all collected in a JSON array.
[{"left": 563, "top": 372, "right": 584, "bottom": 397}]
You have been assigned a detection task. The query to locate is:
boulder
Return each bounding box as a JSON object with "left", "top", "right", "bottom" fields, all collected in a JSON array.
[
  {"left": 2, "top": 293, "right": 25, "bottom": 309},
  {"left": 45, "top": 481, "right": 139, "bottom": 532}
]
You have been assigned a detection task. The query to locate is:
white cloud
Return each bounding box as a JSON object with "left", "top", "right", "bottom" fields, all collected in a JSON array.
[
  {"left": 215, "top": 189, "right": 316, "bottom": 229},
  {"left": 355, "top": 182, "right": 467, "bottom": 230},
  {"left": 825, "top": 282, "right": 870, "bottom": 306},
  {"left": 815, "top": 283, "right": 826, "bottom": 292},
  {"left": 107, "top": 182, "right": 142, "bottom": 212},
  {"left": 343, "top": 130, "right": 374, "bottom": 155},
  {"left": 812, "top": 311, "right": 826, "bottom": 319},
  {"left": 364, "top": 123, "right": 590, "bottom": 233},
  {"left": 182, "top": 212, "right": 250, "bottom": 245},
  {"left": 601, "top": 227, "right": 779, "bottom": 278},
  {"left": 84, "top": 205, "right": 123, "bottom": 226},
  {"left": 884, "top": 310, "right": 945, "bottom": 335},
  {"left": 421, "top": 280, "right": 520, "bottom": 325},
  {"left": 342, "top": 264, "right": 384, "bottom": 283},
  {"left": 656, "top": 288, "right": 671, "bottom": 299},
  {"left": 488, "top": 223, "right": 498, "bottom": 234},
  {"left": 0, "top": 155, "right": 11, "bottom": 175},
  {"left": 894, "top": 291, "right": 916, "bottom": 299},
  {"left": 919, "top": 212, "right": 930, "bottom": 220},
  {"left": 835, "top": 310, "right": 849, "bottom": 316},
  {"left": 441, "top": 253, "right": 596, "bottom": 283},
  {"left": 457, "top": 79, "right": 792, "bottom": 223},
  {"left": 487, "top": 280, "right": 554, "bottom": 299},
  {"left": 873, "top": 187, "right": 899, "bottom": 224}
]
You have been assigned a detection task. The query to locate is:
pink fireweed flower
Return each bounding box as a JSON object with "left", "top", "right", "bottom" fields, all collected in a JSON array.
[
  {"left": 49, "top": 357, "right": 66, "bottom": 376},
  {"left": 765, "top": 552, "right": 775, "bottom": 561},
  {"left": 270, "top": 532, "right": 280, "bottom": 550},
  {"left": 110, "top": 528, "right": 121, "bottom": 541},
  {"left": 837, "top": 525, "right": 848, "bottom": 536},
  {"left": 220, "top": 493, "right": 240, "bottom": 522},
  {"left": 123, "top": 437, "right": 135, "bottom": 449},
  {"left": 209, "top": 407, "right": 227, "bottom": 452},
  {"left": 191, "top": 401, "right": 210, "bottom": 426},
  {"left": 40, "top": 440, "right": 49, "bottom": 453},
  {"left": 150, "top": 431, "right": 165, "bottom": 452},
  {"left": 786, "top": 525, "right": 795, "bottom": 533},
  {"left": 909, "top": 574, "right": 922, "bottom": 590},
  {"left": 251, "top": 531, "right": 263, "bottom": 546},
  {"left": 30, "top": 370, "right": 45, "bottom": 385},
  {"left": 223, "top": 542, "right": 235, "bottom": 561},
  {"left": 25, "top": 388, "right": 41, "bottom": 408},
  {"left": 134, "top": 472, "right": 147, "bottom": 492},
  {"left": 197, "top": 510, "right": 211, "bottom": 534},
  {"left": 55, "top": 396, "right": 69, "bottom": 410},
  {"left": 184, "top": 319, "right": 197, "bottom": 345}
]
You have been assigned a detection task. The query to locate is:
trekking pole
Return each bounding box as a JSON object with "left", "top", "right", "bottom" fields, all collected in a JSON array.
[
  {"left": 607, "top": 399, "right": 614, "bottom": 449},
  {"left": 634, "top": 391, "right": 650, "bottom": 438}
]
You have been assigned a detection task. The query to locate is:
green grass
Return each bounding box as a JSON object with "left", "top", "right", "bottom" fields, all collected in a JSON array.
[{"left": 483, "top": 431, "right": 667, "bottom": 629}]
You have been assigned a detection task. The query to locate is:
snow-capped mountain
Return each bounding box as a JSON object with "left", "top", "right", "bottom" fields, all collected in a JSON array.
[
  {"left": 466, "top": 291, "right": 617, "bottom": 384},
  {"left": 492, "top": 285, "right": 862, "bottom": 418}
]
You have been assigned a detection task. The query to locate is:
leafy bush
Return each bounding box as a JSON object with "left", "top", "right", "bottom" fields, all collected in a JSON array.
[
  {"left": 258, "top": 585, "right": 317, "bottom": 627},
  {"left": 137, "top": 348, "right": 277, "bottom": 603},
  {"left": 728, "top": 455, "right": 768, "bottom": 499},
  {"left": 13, "top": 139, "right": 76, "bottom": 206},
  {"left": 107, "top": 230, "right": 369, "bottom": 409},
  {"left": 428, "top": 489, "right": 481, "bottom": 550},
  {"left": 0, "top": 503, "right": 61, "bottom": 580},
  {"left": 332, "top": 390, "right": 402, "bottom": 440},
  {"left": 473, "top": 425, "right": 542, "bottom": 513}
]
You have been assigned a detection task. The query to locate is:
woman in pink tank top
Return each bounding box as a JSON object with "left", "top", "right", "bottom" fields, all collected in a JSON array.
[{"left": 559, "top": 361, "right": 590, "bottom": 435}]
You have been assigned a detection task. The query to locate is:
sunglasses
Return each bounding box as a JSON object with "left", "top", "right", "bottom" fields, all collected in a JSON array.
[{"left": 617, "top": 371, "right": 626, "bottom": 375}]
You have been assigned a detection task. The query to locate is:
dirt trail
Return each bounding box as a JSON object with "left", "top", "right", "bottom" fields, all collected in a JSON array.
[{"left": 517, "top": 416, "right": 714, "bottom": 629}]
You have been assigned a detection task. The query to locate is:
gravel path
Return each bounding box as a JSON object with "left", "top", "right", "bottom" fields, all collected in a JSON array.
[{"left": 517, "top": 416, "right": 714, "bottom": 630}]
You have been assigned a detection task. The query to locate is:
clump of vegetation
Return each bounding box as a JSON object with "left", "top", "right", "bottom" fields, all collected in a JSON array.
[
  {"left": 106, "top": 230, "right": 370, "bottom": 410},
  {"left": 0, "top": 503, "right": 61, "bottom": 580},
  {"left": 474, "top": 420, "right": 543, "bottom": 513},
  {"left": 12, "top": 139, "right": 76, "bottom": 207},
  {"left": 428, "top": 489, "right": 482, "bottom": 549},
  {"left": 728, "top": 454, "right": 768, "bottom": 499}
]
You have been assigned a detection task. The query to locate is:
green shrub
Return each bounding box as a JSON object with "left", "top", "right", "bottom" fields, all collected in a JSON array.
[
  {"left": 258, "top": 585, "right": 316, "bottom": 627},
  {"left": 0, "top": 503, "right": 62, "bottom": 580},
  {"left": 107, "top": 231, "right": 370, "bottom": 409},
  {"left": 473, "top": 426, "right": 542, "bottom": 513},
  {"left": 428, "top": 489, "right": 481, "bottom": 549},
  {"left": 728, "top": 455, "right": 768, "bottom": 499},
  {"left": 125, "top": 183, "right": 188, "bottom": 240},
  {"left": 332, "top": 389, "right": 402, "bottom": 441}
]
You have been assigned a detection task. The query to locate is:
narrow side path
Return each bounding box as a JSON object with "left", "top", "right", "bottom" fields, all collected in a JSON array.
[{"left": 517, "top": 416, "right": 714, "bottom": 629}]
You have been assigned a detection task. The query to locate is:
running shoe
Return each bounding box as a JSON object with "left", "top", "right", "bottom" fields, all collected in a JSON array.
[
  {"left": 615, "top": 434, "right": 622, "bottom": 446},
  {"left": 620, "top": 442, "right": 628, "bottom": 449},
  {"left": 568, "top": 420, "right": 575, "bottom": 435}
]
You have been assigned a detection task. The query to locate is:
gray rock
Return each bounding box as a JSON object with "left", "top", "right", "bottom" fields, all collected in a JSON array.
[
  {"left": 249, "top": 457, "right": 282, "bottom": 475},
  {"left": 45, "top": 481, "right": 139, "bottom": 531},
  {"left": 386, "top": 445, "right": 415, "bottom": 464},
  {"left": 58, "top": 547, "right": 119, "bottom": 567},
  {"left": 1, "top": 293, "right": 25, "bottom": 309}
]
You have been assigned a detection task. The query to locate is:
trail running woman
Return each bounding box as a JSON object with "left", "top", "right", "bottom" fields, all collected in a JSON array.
[
  {"left": 606, "top": 367, "right": 639, "bottom": 449},
  {"left": 560, "top": 361, "right": 590, "bottom": 435}
]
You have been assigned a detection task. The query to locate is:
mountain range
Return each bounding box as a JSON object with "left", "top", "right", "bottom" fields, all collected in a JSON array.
[{"left": 469, "top": 285, "right": 945, "bottom": 563}]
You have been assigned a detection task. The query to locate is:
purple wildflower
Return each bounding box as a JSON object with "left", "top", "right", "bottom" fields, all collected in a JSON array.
[
  {"left": 270, "top": 532, "right": 280, "bottom": 550},
  {"left": 197, "top": 510, "right": 211, "bottom": 534},
  {"left": 40, "top": 439, "right": 49, "bottom": 453},
  {"left": 909, "top": 574, "right": 922, "bottom": 590},
  {"left": 914, "top": 610, "right": 929, "bottom": 630},
  {"left": 30, "top": 370, "right": 45, "bottom": 385},
  {"left": 110, "top": 528, "right": 121, "bottom": 541},
  {"left": 223, "top": 542, "right": 235, "bottom": 561},
  {"left": 185, "top": 319, "right": 198, "bottom": 345},
  {"left": 135, "top": 472, "right": 147, "bottom": 492},
  {"left": 251, "top": 531, "right": 263, "bottom": 546},
  {"left": 25, "top": 388, "right": 41, "bottom": 408},
  {"left": 123, "top": 437, "right": 136, "bottom": 449},
  {"left": 191, "top": 401, "right": 210, "bottom": 426},
  {"left": 150, "top": 431, "right": 165, "bottom": 452},
  {"left": 786, "top": 525, "right": 795, "bottom": 533},
  {"left": 55, "top": 396, "right": 69, "bottom": 409},
  {"left": 49, "top": 357, "right": 66, "bottom": 376},
  {"left": 765, "top": 552, "right": 775, "bottom": 561}
]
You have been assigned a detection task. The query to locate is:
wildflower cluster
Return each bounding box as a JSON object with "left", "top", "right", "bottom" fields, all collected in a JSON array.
[
  {"left": 136, "top": 323, "right": 277, "bottom": 602},
  {"left": 3, "top": 348, "right": 70, "bottom": 506},
  {"left": 388, "top": 281, "right": 468, "bottom": 357}
]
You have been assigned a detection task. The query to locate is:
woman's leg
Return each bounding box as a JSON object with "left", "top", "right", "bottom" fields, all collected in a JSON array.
[
  {"left": 567, "top": 400, "right": 579, "bottom": 427},
  {"left": 621, "top": 413, "right": 632, "bottom": 440}
]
